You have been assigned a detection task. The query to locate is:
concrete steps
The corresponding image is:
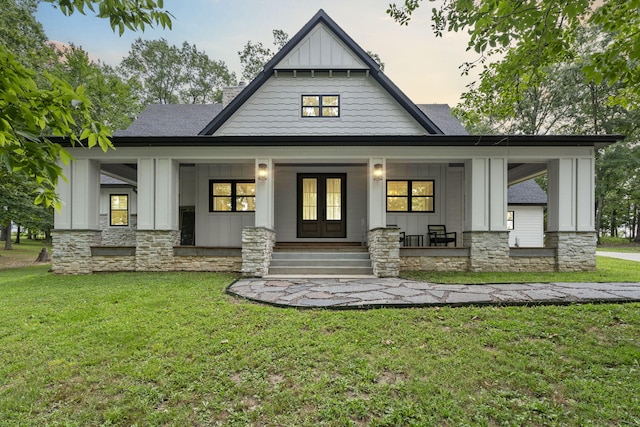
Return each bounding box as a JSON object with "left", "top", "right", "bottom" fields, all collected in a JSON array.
[{"left": 268, "top": 249, "right": 374, "bottom": 277}]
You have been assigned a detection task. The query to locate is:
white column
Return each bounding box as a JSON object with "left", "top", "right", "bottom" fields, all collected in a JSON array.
[
  {"left": 464, "top": 157, "right": 507, "bottom": 232},
  {"left": 548, "top": 157, "right": 595, "bottom": 232},
  {"left": 254, "top": 158, "right": 274, "bottom": 228},
  {"left": 137, "top": 158, "right": 155, "bottom": 230},
  {"left": 54, "top": 161, "right": 72, "bottom": 229},
  {"left": 576, "top": 157, "right": 595, "bottom": 231},
  {"left": 547, "top": 158, "right": 576, "bottom": 232},
  {"left": 489, "top": 157, "right": 508, "bottom": 231},
  {"left": 70, "top": 159, "right": 100, "bottom": 229},
  {"left": 368, "top": 158, "right": 386, "bottom": 229},
  {"left": 155, "top": 159, "right": 179, "bottom": 230},
  {"left": 464, "top": 158, "right": 488, "bottom": 231}
]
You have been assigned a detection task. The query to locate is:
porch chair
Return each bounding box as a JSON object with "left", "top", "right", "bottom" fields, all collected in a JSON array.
[{"left": 427, "top": 225, "right": 457, "bottom": 247}]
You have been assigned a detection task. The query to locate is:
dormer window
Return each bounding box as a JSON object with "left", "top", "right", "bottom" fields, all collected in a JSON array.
[{"left": 302, "top": 95, "right": 340, "bottom": 117}]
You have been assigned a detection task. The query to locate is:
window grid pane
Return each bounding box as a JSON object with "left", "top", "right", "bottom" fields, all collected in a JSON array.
[
  {"left": 303, "top": 178, "right": 317, "bottom": 220},
  {"left": 386, "top": 180, "right": 435, "bottom": 212},
  {"left": 210, "top": 181, "right": 255, "bottom": 212},
  {"left": 301, "top": 95, "right": 339, "bottom": 117},
  {"left": 326, "top": 178, "right": 341, "bottom": 220},
  {"left": 110, "top": 195, "right": 128, "bottom": 226}
]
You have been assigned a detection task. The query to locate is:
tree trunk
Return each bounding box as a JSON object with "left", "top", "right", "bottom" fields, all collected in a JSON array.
[
  {"left": 35, "top": 247, "right": 51, "bottom": 263},
  {"left": 595, "top": 195, "right": 604, "bottom": 243},
  {"left": 3, "top": 224, "right": 12, "bottom": 250},
  {"left": 610, "top": 209, "right": 617, "bottom": 237},
  {"left": 15, "top": 226, "right": 20, "bottom": 244},
  {"left": 0, "top": 226, "right": 5, "bottom": 242}
]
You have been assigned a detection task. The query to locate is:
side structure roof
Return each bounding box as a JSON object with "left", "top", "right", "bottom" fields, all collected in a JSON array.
[
  {"left": 508, "top": 179, "right": 547, "bottom": 205},
  {"left": 115, "top": 104, "right": 222, "bottom": 137},
  {"left": 199, "top": 9, "right": 444, "bottom": 136}
]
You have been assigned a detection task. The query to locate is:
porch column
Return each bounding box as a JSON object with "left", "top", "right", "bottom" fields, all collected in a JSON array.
[
  {"left": 368, "top": 158, "right": 386, "bottom": 229},
  {"left": 547, "top": 157, "right": 597, "bottom": 271},
  {"left": 52, "top": 159, "right": 101, "bottom": 274},
  {"left": 463, "top": 157, "right": 509, "bottom": 271},
  {"left": 136, "top": 158, "right": 180, "bottom": 271},
  {"left": 255, "top": 158, "right": 274, "bottom": 229}
]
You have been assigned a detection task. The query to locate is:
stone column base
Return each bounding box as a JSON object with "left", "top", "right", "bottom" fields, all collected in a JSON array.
[
  {"left": 368, "top": 227, "right": 400, "bottom": 277},
  {"left": 463, "top": 231, "right": 510, "bottom": 272},
  {"left": 51, "top": 230, "right": 102, "bottom": 274},
  {"left": 242, "top": 227, "right": 276, "bottom": 277},
  {"left": 135, "top": 230, "right": 180, "bottom": 272},
  {"left": 547, "top": 231, "right": 597, "bottom": 272}
]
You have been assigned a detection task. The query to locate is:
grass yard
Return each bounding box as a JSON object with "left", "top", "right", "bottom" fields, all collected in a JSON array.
[
  {"left": 1, "top": 267, "right": 639, "bottom": 426},
  {"left": 0, "top": 239, "right": 52, "bottom": 270}
]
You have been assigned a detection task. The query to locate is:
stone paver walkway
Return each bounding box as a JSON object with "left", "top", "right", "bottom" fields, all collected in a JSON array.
[{"left": 227, "top": 277, "right": 640, "bottom": 309}]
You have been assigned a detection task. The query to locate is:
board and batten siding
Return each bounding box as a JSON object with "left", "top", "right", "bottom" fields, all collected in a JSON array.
[
  {"left": 214, "top": 75, "right": 426, "bottom": 136},
  {"left": 274, "top": 164, "right": 367, "bottom": 243},
  {"left": 508, "top": 205, "right": 544, "bottom": 247},
  {"left": 194, "top": 164, "right": 255, "bottom": 247},
  {"left": 386, "top": 163, "right": 463, "bottom": 246}
]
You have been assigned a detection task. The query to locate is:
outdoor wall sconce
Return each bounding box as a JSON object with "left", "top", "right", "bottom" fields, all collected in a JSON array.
[
  {"left": 373, "top": 163, "right": 384, "bottom": 181},
  {"left": 258, "top": 163, "right": 268, "bottom": 181}
]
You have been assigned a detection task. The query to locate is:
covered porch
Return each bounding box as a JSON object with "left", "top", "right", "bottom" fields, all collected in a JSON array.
[{"left": 51, "top": 139, "right": 603, "bottom": 276}]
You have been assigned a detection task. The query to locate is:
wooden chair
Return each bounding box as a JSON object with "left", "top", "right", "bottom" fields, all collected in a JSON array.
[{"left": 427, "top": 225, "right": 457, "bottom": 247}]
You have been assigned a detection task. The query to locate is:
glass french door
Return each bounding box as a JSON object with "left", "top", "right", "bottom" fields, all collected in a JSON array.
[{"left": 297, "top": 173, "right": 346, "bottom": 238}]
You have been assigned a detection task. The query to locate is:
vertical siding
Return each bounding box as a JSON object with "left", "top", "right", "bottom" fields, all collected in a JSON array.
[
  {"left": 274, "top": 164, "right": 367, "bottom": 242},
  {"left": 214, "top": 75, "right": 426, "bottom": 136},
  {"left": 179, "top": 166, "right": 196, "bottom": 207},
  {"left": 195, "top": 164, "right": 255, "bottom": 247},
  {"left": 508, "top": 205, "right": 544, "bottom": 247}
]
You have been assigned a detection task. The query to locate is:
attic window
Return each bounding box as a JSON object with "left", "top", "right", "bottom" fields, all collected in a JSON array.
[{"left": 302, "top": 95, "right": 340, "bottom": 117}]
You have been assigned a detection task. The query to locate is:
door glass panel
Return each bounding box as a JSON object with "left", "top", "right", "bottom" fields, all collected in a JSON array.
[
  {"left": 326, "top": 178, "right": 341, "bottom": 220},
  {"left": 303, "top": 178, "right": 317, "bottom": 220}
]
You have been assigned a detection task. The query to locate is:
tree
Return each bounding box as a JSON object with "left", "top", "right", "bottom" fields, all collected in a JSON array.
[
  {"left": 119, "top": 38, "right": 236, "bottom": 104},
  {"left": 387, "top": 0, "right": 640, "bottom": 110},
  {"left": 54, "top": 44, "right": 141, "bottom": 132},
  {"left": 239, "top": 29, "right": 289, "bottom": 82},
  {"left": 0, "top": 0, "right": 172, "bottom": 207}
]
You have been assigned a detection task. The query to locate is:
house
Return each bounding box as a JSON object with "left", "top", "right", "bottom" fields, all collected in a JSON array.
[
  {"left": 52, "top": 9, "right": 622, "bottom": 276},
  {"left": 507, "top": 179, "right": 547, "bottom": 248}
]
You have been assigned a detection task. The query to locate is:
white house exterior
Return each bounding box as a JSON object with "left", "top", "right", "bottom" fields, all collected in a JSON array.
[
  {"left": 508, "top": 180, "right": 547, "bottom": 248},
  {"left": 52, "top": 10, "right": 622, "bottom": 276}
]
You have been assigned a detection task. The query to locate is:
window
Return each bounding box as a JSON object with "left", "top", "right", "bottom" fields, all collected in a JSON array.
[
  {"left": 301, "top": 95, "right": 340, "bottom": 117},
  {"left": 210, "top": 180, "right": 255, "bottom": 212},
  {"left": 386, "top": 180, "right": 435, "bottom": 212},
  {"left": 110, "top": 194, "right": 129, "bottom": 226},
  {"left": 507, "top": 211, "right": 515, "bottom": 230}
]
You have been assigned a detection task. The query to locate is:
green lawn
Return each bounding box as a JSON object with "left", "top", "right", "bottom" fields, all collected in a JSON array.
[{"left": 1, "top": 267, "right": 639, "bottom": 426}]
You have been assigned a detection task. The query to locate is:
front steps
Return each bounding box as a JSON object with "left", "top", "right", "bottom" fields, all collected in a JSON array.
[{"left": 267, "top": 246, "right": 374, "bottom": 277}]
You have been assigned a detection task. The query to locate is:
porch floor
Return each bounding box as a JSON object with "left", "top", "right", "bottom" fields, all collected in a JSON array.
[{"left": 227, "top": 278, "right": 640, "bottom": 309}]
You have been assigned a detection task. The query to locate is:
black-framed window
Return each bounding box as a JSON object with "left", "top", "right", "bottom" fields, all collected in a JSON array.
[
  {"left": 110, "top": 194, "right": 129, "bottom": 226},
  {"left": 210, "top": 180, "right": 255, "bottom": 212},
  {"left": 507, "top": 210, "right": 515, "bottom": 230},
  {"left": 386, "top": 180, "right": 435, "bottom": 212},
  {"left": 301, "top": 95, "right": 340, "bottom": 117}
]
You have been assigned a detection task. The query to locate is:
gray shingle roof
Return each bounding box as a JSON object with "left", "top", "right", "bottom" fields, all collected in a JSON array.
[
  {"left": 115, "top": 103, "right": 467, "bottom": 137},
  {"left": 115, "top": 104, "right": 222, "bottom": 137},
  {"left": 508, "top": 179, "right": 547, "bottom": 205},
  {"left": 416, "top": 104, "right": 468, "bottom": 135}
]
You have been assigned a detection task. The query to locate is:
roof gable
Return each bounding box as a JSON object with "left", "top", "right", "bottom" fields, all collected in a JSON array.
[
  {"left": 200, "top": 9, "right": 443, "bottom": 136},
  {"left": 275, "top": 22, "right": 367, "bottom": 70}
]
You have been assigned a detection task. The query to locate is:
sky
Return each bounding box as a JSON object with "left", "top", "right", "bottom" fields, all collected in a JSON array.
[{"left": 35, "top": 0, "right": 480, "bottom": 107}]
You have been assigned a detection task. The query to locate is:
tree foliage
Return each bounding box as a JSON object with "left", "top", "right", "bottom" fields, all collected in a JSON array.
[
  {"left": 388, "top": 0, "right": 640, "bottom": 110},
  {"left": 1, "top": 0, "right": 172, "bottom": 208},
  {"left": 239, "top": 29, "right": 290, "bottom": 82},
  {"left": 119, "top": 38, "right": 236, "bottom": 104}
]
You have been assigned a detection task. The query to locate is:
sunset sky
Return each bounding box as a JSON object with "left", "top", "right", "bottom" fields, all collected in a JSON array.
[{"left": 36, "top": 0, "right": 480, "bottom": 106}]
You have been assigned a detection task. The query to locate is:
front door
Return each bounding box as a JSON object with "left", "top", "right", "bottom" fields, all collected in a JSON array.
[{"left": 297, "top": 173, "right": 346, "bottom": 238}]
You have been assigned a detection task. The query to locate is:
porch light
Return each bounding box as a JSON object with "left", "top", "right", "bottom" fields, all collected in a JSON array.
[
  {"left": 373, "top": 163, "right": 384, "bottom": 181},
  {"left": 258, "top": 163, "right": 268, "bottom": 181}
]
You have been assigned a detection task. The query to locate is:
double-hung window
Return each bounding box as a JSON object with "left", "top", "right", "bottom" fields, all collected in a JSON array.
[
  {"left": 507, "top": 211, "right": 515, "bottom": 230},
  {"left": 386, "top": 180, "right": 435, "bottom": 212},
  {"left": 210, "top": 180, "right": 256, "bottom": 212},
  {"left": 110, "top": 194, "right": 129, "bottom": 226},
  {"left": 301, "top": 95, "right": 340, "bottom": 117}
]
